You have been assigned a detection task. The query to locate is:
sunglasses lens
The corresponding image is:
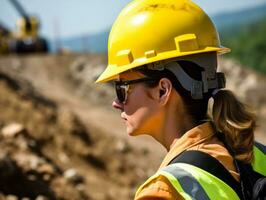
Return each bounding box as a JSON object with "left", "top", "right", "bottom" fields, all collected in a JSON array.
[
  {"left": 115, "top": 84, "right": 126, "bottom": 103},
  {"left": 114, "top": 77, "right": 155, "bottom": 104}
]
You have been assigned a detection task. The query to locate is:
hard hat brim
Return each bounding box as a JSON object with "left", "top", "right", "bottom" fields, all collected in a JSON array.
[{"left": 95, "top": 46, "right": 230, "bottom": 83}]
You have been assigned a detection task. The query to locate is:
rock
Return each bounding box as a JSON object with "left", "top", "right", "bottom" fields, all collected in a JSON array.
[
  {"left": 27, "top": 174, "right": 37, "bottom": 181},
  {"left": 13, "top": 153, "right": 44, "bottom": 170},
  {"left": 6, "top": 195, "right": 18, "bottom": 200},
  {"left": 21, "top": 197, "right": 30, "bottom": 200},
  {"left": 64, "top": 168, "right": 84, "bottom": 184},
  {"left": 58, "top": 152, "right": 70, "bottom": 164},
  {"left": 37, "top": 163, "right": 55, "bottom": 175},
  {"left": 1, "top": 123, "right": 24, "bottom": 138},
  {"left": 76, "top": 183, "right": 85, "bottom": 191},
  {"left": 35, "top": 195, "right": 49, "bottom": 200},
  {"left": 43, "top": 174, "right": 52, "bottom": 181},
  {"left": 15, "top": 135, "right": 29, "bottom": 150},
  {"left": 115, "top": 140, "right": 131, "bottom": 154}
]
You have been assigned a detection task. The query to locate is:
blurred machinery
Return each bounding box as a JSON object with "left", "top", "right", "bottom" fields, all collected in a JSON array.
[
  {"left": 0, "top": 23, "right": 10, "bottom": 54},
  {"left": 0, "top": 0, "right": 49, "bottom": 54}
]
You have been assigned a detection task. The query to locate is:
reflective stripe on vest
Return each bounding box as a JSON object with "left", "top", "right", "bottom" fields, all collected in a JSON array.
[
  {"left": 252, "top": 142, "right": 266, "bottom": 176},
  {"left": 161, "top": 165, "right": 209, "bottom": 200},
  {"left": 134, "top": 171, "right": 193, "bottom": 200},
  {"left": 161, "top": 163, "right": 240, "bottom": 200}
]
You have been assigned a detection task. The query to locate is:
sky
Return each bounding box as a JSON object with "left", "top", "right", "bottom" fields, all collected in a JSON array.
[{"left": 0, "top": 0, "right": 266, "bottom": 40}]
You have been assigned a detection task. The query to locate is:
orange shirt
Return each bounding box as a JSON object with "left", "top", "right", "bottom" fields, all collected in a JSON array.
[{"left": 134, "top": 122, "right": 239, "bottom": 200}]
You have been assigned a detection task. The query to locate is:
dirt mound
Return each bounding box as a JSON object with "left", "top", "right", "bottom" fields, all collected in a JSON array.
[{"left": 0, "top": 72, "right": 155, "bottom": 200}]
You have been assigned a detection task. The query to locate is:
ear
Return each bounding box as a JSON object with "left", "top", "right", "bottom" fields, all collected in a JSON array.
[{"left": 158, "top": 78, "right": 172, "bottom": 106}]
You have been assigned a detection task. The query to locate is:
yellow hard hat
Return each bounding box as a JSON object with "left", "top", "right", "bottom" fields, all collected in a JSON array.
[{"left": 96, "top": 0, "right": 230, "bottom": 83}]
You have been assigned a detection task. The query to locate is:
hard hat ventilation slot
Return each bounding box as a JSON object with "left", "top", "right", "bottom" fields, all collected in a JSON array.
[
  {"left": 145, "top": 50, "right": 157, "bottom": 58},
  {"left": 116, "top": 50, "right": 134, "bottom": 66},
  {"left": 175, "top": 34, "right": 199, "bottom": 52}
]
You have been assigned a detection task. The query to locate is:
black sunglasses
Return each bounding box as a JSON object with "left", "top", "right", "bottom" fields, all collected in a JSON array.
[{"left": 114, "top": 77, "right": 157, "bottom": 104}]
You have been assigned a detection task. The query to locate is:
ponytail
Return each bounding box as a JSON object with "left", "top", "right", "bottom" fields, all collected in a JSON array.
[
  {"left": 212, "top": 90, "right": 256, "bottom": 163},
  {"left": 136, "top": 61, "right": 256, "bottom": 164}
]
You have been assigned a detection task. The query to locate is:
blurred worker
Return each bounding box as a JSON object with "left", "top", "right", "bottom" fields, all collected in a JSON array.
[{"left": 96, "top": 0, "right": 266, "bottom": 199}]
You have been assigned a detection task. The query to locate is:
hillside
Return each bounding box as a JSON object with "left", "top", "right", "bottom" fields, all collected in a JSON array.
[
  {"left": 0, "top": 54, "right": 163, "bottom": 200},
  {"left": 213, "top": 3, "right": 266, "bottom": 30},
  {"left": 220, "top": 17, "right": 266, "bottom": 74}
]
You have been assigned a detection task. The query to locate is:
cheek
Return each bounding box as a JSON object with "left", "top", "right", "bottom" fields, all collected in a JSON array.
[
  {"left": 130, "top": 107, "right": 151, "bottom": 126},
  {"left": 124, "top": 86, "right": 155, "bottom": 116},
  {"left": 124, "top": 87, "right": 159, "bottom": 134},
  {"left": 126, "top": 106, "right": 156, "bottom": 136},
  {"left": 125, "top": 107, "right": 151, "bottom": 135}
]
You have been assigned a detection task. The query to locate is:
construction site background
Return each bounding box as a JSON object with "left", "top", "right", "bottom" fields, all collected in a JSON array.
[
  {"left": 0, "top": 53, "right": 265, "bottom": 200},
  {"left": 0, "top": 1, "right": 266, "bottom": 200}
]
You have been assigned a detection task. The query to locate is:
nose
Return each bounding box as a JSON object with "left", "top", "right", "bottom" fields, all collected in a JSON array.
[{"left": 112, "top": 98, "right": 124, "bottom": 111}]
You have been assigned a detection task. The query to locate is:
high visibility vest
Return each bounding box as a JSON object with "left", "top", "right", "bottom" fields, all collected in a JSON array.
[
  {"left": 252, "top": 142, "right": 266, "bottom": 176},
  {"left": 136, "top": 142, "right": 266, "bottom": 200}
]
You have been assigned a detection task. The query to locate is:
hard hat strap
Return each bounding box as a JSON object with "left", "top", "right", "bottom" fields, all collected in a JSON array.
[
  {"left": 166, "top": 62, "right": 204, "bottom": 99},
  {"left": 144, "top": 52, "right": 226, "bottom": 99},
  {"left": 167, "top": 61, "right": 226, "bottom": 99}
]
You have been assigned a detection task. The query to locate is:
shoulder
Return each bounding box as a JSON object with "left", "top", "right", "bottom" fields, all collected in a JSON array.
[
  {"left": 135, "top": 163, "right": 240, "bottom": 200},
  {"left": 134, "top": 172, "right": 184, "bottom": 200}
]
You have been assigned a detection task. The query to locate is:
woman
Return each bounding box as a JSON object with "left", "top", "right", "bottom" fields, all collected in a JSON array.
[{"left": 96, "top": 0, "right": 266, "bottom": 199}]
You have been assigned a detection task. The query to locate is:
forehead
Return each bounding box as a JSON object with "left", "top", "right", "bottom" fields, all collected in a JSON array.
[{"left": 118, "top": 70, "right": 145, "bottom": 80}]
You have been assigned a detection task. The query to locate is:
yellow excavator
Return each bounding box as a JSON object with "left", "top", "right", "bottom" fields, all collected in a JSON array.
[{"left": 0, "top": 0, "right": 48, "bottom": 54}]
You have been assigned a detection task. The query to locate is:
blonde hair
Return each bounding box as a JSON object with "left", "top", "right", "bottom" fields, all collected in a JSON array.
[{"left": 212, "top": 89, "right": 256, "bottom": 163}]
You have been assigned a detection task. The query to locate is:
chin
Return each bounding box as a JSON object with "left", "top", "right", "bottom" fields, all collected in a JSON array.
[
  {"left": 127, "top": 126, "right": 138, "bottom": 136},
  {"left": 126, "top": 126, "right": 141, "bottom": 137},
  {"left": 127, "top": 128, "right": 137, "bottom": 136}
]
